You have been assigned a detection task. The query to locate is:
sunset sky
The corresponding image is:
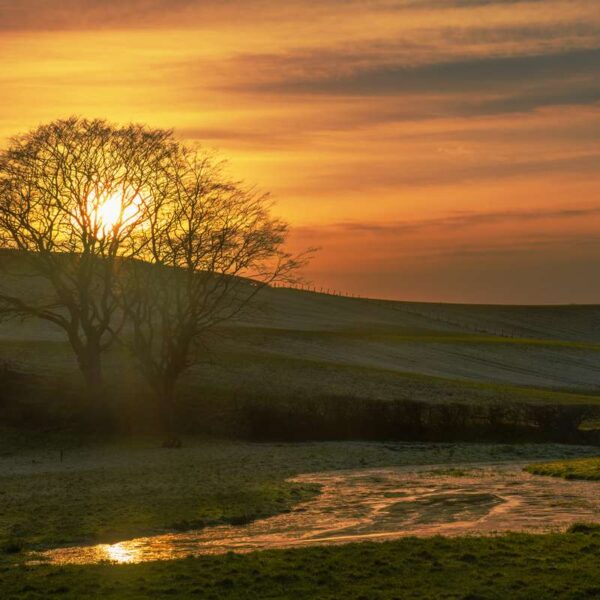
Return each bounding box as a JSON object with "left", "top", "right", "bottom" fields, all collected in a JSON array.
[{"left": 1, "top": 0, "right": 599, "bottom": 303}]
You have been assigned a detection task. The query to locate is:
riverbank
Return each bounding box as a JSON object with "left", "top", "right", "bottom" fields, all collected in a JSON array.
[{"left": 3, "top": 527, "right": 600, "bottom": 599}]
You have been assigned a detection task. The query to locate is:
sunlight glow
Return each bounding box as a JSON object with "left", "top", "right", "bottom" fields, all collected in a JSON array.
[{"left": 85, "top": 190, "right": 141, "bottom": 236}]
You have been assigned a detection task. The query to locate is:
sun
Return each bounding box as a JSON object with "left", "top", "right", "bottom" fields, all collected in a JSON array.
[
  {"left": 96, "top": 193, "right": 125, "bottom": 230},
  {"left": 85, "top": 190, "right": 141, "bottom": 236}
]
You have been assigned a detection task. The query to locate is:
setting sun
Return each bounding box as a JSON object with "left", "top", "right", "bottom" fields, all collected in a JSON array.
[{"left": 86, "top": 190, "right": 141, "bottom": 236}]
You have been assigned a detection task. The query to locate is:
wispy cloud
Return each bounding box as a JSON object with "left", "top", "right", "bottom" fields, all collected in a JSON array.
[
  {"left": 244, "top": 46, "right": 600, "bottom": 96},
  {"left": 0, "top": 0, "right": 194, "bottom": 30},
  {"left": 295, "top": 205, "right": 600, "bottom": 237},
  {"left": 0, "top": 0, "right": 599, "bottom": 302}
]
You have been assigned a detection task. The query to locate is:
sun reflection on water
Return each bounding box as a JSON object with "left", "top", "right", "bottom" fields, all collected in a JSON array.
[
  {"left": 104, "top": 542, "right": 139, "bottom": 564},
  {"left": 32, "top": 467, "right": 600, "bottom": 566}
]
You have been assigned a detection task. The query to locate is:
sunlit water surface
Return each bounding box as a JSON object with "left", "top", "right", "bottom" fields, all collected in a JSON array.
[{"left": 33, "top": 464, "right": 600, "bottom": 565}]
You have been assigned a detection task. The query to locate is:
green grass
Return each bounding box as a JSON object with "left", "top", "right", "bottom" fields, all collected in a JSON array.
[
  {"left": 1, "top": 431, "right": 595, "bottom": 552},
  {"left": 0, "top": 436, "right": 317, "bottom": 550},
  {"left": 7, "top": 337, "right": 600, "bottom": 409},
  {"left": 188, "top": 349, "right": 600, "bottom": 407},
  {"left": 1, "top": 433, "right": 599, "bottom": 598},
  {"left": 2, "top": 528, "right": 600, "bottom": 599},
  {"left": 2, "top": 318, "right": 600, "bottom": 439},
  {"left": 525, "top": 456, "right": 600, "bottom": 481},
  {"left": 232, "top": 325, "right": 600, "bottom": 351}
]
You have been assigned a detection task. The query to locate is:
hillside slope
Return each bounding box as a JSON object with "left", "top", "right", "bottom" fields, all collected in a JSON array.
[{"left": 0, "top": 265, "right": 599, "bottom": 401}]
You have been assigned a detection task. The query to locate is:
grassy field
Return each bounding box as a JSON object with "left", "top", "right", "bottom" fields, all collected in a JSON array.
[
  {"left": 2, "top": 279, "right": 600, "bottom": 395},
  {"left": 3, "top": 338, "right": 598, "bottom": 443},
  {"left": 3, "top": 338, "right": 599, "bottom": 409},
  {"left": 2, "top": 527, "right": 599, "bottom": 599},
  {"left": 3, "top": 412, "right": 593, "bottom": 596},
  {"left": 1, "top": 431, "right": 596, "bottom": 553},
  {"left": 525, "top": 456, "right": 600, "bottom": 480},
  {"left": 186, "top": 349, "right": 600, "bottom": 407},
  {"left": 1, "top": 433, "right": 599, "bottom": 599},
  {"left": 2, "top": 261, "right": 599, "bottom": 599},
  {"left": 1, "top": 272, "right": 599, "bottom": 442}
]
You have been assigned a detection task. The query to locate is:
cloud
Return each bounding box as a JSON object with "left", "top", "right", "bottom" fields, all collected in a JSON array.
[
  {"left": 291, "top": 211, "right": 600, "bottom": 303},
  {"left": 294, "top": 205, "right": 600, "bottom": 237},
  {"left": 1, "top": 0, "right": 599, "bottom": 304},
  {"left": 290, "top": 152, "right": 600, "bottom": 196},
  {"left": 458, "top": 86, "right": 600, "bottom": 116},
  {"left": 0, "top": 0, "right": 594, "bottom": 32},
  {"left": 245, "top": 47, "right": 600, "bottom": 97},
  {"left": 209, "top": 27, "right": 600, "bottom": 116},
  {"left": 0, "top": 0, "right": 196, "bottom": 31},
  {"left": 411, "top": 0, "right": 552, "bottom": 7}
]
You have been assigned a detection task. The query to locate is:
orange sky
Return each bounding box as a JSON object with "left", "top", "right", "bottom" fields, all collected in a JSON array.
[{"left": 1, "top": 0, "right": 599, "bottom": 303}]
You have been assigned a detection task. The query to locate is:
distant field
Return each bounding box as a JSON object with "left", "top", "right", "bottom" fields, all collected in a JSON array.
[
  {"left": 1, "top": 337, "right": 599, "bottom": 408},
  {"left": 0, "top": 288, "right": 600, "bottom": 393},
  {"left": 2, "top": 286, "right": 600, "bottom": 394},
  {"left": 1, "top": 271, "right": 599, "bottom": 440}
]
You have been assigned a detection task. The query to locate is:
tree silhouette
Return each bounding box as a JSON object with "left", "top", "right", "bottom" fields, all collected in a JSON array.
[
  {"left": 119, "top": 147, "right": 304, "bottom": 442},
  {"left": 0, "top": 117, "right": 174, "bottom": 411}
]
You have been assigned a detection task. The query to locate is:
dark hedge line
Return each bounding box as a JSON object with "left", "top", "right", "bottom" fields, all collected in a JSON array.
[
  {"left": 1, "top": 365, "right": 598, "bottom": 444},
  {"left": 226, "top": 395, "right": 600, "bottom": 444}
]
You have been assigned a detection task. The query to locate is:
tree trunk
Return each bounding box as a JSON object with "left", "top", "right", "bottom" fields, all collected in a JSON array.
[
  {"left": 158, "top": 377, "right": 180, "bottom": 448},
  {"left": 76, "top": 343, "right": 109, "bottom": 430},
  {"left": 81, "top": 358, "right": 104, "bottom": 403}
]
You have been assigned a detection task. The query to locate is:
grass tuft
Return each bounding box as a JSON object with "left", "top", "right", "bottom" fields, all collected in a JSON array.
[{"left": 525, "top": 456, "right": 600, "bottom": 481}]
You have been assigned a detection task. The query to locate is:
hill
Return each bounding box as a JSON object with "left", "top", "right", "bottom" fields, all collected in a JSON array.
[{"left": 0, "top": 255, "right": 598, "bottom": 441}]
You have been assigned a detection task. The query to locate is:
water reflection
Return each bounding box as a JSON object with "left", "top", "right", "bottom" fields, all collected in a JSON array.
[
  {"left": 104, "top": 542, "right": 140, "bottom": 564},
  {"left": 34, "top": 465, "right": 600, "bottom": 565}
]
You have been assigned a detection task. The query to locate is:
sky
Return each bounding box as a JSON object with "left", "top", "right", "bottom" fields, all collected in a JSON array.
[{"left": 0, "top": 0, "right": 599, "bottom": 304}]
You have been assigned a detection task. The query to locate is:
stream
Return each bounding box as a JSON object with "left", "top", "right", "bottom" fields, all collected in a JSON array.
[{"left": 33, "top": 463, "right": 600, "bottom": 565}]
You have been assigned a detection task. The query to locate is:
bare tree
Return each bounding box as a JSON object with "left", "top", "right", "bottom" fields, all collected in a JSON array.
[
  {"left": 119, "top": 147, "right": 304, "bottom": 441},
  {"left": 0, "top": 117, "right": 174, "bottom": 408}
]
